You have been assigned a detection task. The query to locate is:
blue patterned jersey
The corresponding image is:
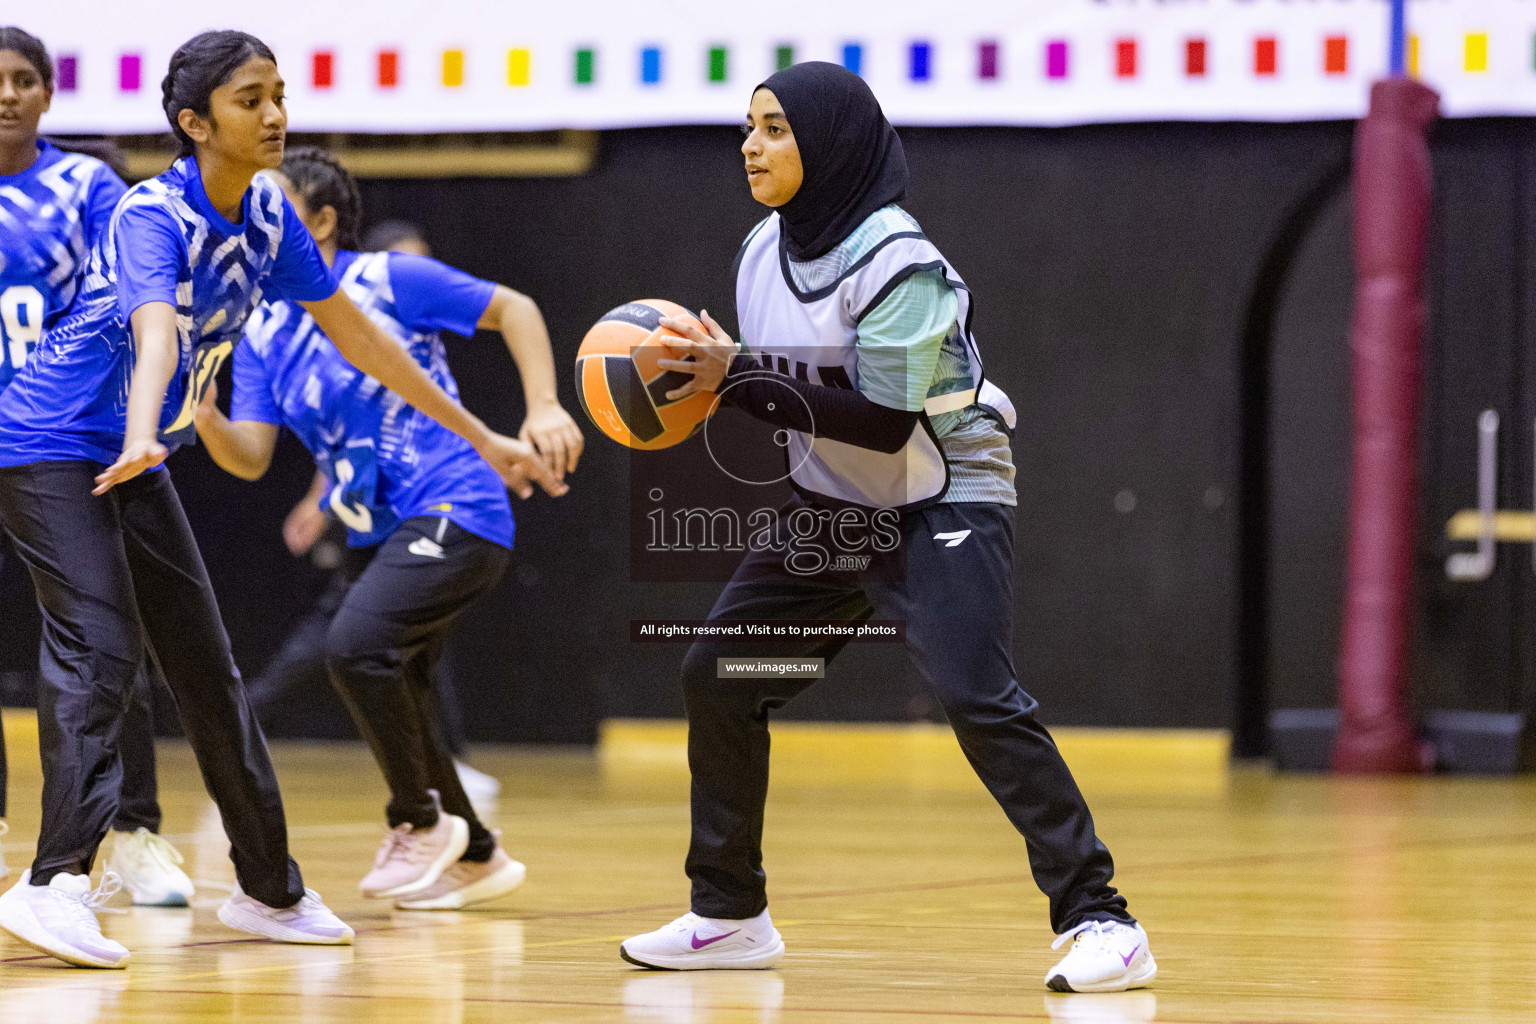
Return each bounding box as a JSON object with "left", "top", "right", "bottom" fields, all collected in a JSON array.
[
  {"left": 0, "top": 140, "right": 126, "bottom": 389},
  {"left": 0, "top": 157, "right": 336, "bottom": 467},
  {"left": 234, "top": 249, "right": 511, "bottom": 550}
]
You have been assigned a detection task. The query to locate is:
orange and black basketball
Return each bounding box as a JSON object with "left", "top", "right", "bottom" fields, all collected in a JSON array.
[{"left": 575, "top": 299, "right": 721, "bottom": 450}]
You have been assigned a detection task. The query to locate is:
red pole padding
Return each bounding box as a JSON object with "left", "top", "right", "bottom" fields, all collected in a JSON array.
[{"left": 1333, "top": 77, "right": 1440, "bottom": 773}]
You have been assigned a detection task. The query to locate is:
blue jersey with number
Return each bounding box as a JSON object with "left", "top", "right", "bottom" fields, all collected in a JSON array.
[
  {"left": 234, "top": 249, "right": 512, "bottom": 550},
  {"left": 0, "top": 157, "right": 336, "bottom": 467},
  {"left": 0, "top": 140, "right": 126, "bottom": 390}
]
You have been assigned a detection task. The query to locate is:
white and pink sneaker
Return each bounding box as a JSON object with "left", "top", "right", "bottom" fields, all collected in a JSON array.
[
  {"left": 1045, "top": 920, "right": 1156, "bottom": 993},
  {"left": 621, "top": 909, "right": 784, "bottom": 970},
  {"left": 0, "top": 869, "right": 130, "bottom": 968},
  {"left": 393, "top": 846, "right": 526, "bottom": 910},
  {"left": 217, "top": 883, "right": 353, "bottom": 945},
  {"left": 358, "top": 811, "right": 469, "bottom": 900}
]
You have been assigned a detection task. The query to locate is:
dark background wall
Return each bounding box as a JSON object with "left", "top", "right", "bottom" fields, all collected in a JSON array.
[
  {"left": 4, "top": 119, "right": 1532, "bottom": 745},
  {"left": 1265, "top": 118, "right": 1536, "bottom": 732}
]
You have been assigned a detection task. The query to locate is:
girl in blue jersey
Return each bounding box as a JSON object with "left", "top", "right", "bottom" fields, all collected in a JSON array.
[
  {"left": 0, "top": 31, "right": 560, "bottom": 969},
  {"left": 0, "top": 26, "right": 195, "bottom": 908},
  {"left": 619, "top": 63, "right": 1155, "bottom": 992},
  {"left": 194, "top": 147, "right": 581, "bottom": 909}
]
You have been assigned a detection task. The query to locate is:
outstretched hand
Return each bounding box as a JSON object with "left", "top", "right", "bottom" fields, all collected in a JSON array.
[
  {"left": 657, "top": 310, "right": 738, "bottom": 400},
  {"left": 93, "top": 438, "right": 168, "bottom": 495},
  {"left": 478, "top": 432, "right": 570, "bottom": 499}
]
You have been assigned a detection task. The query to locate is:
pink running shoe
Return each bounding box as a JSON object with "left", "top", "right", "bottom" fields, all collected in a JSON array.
[
  {"left": 394, "top": 846, "right": 527, "bottom": 910},
  {"left": 359, "top": 812, "right": 470, "bottom": 900}
]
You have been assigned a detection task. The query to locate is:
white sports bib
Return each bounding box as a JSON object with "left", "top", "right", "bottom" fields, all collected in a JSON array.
[{"left": 733, "top": 212, "right": 1015, "bottom": 510}]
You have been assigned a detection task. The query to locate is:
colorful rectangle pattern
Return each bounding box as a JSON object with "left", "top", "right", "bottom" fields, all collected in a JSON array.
[
  {"left": 58, "top": 55, "right": 79, "bottom": 92},
  {"left": 1255, "top": 37, "right": 1276, "bottom": 76},
  {"left": 119, "top": 54, "right": 140, "bottom": 92},
  {"left": 1115, "top": 39, "right": 1136, "bottom": 78},
  {"left": 1046, "top": 40, "right": 1068, "bottom": 79},
  {"left": 1465, "top": 33, "right": 1488, "bottom": 73},
  {"left": 1186, "top": 38, "right": 1207, "bottom": 77},
  {"left": 978, "top": 41, "right": 999, "bottom": 80},
  {"left": 910, "top": 42, "right": 931, "bottom": 82},
  {"left": 1324, "top": 36, "right": 1347, "bottom": 74},
  {"left": 508, "top": 48, "right": 530, "bottom": 86}
]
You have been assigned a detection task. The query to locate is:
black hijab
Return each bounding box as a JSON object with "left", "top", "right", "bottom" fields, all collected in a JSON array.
[{"left": 755, "top": 62, "right": 909, "bottom": 262}]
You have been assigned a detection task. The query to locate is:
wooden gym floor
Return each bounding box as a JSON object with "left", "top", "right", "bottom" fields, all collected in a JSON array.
[{"left": 0, "top": 711, "right": 1532, "bottom": 1023}]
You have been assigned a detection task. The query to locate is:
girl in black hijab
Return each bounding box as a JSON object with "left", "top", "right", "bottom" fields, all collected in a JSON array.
[
  {"left": 762, "top": 60, "right": 910, "bottom": 261},
  {"left": 622, "top": 62, "right": 1156, "bottom": 993}
]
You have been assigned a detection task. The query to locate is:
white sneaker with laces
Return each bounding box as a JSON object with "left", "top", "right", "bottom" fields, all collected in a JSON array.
[
  {"left": 106, "top": 827, "right": 194, "bottom": 907},
  {"left": 454, "top": 760, "right": 501, "bottom": 804},
  {"left": 1045, "top": 920, "right": 1156, "bottom": 993},
  {"left": 620, "top": 909, "right": 784, "bottom": 970},
  {"left": 217, "top": 883, "right": 354, "bottom": 945},
  {"left": 0, "top": 869, "right": 130, "bottom": 968}
]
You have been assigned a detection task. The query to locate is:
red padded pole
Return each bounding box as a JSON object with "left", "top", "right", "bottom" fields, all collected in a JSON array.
[{"left": 1333, "top": 77, "right": 1439, "bottom": 773}]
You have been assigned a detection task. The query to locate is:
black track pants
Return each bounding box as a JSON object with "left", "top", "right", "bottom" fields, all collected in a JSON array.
[
  {"left": 0, "top": 461, "right": 303, "bottom": 905},
  {"left": 1, "top": 533, "right": 162, "bottom": 829},
  {"left": 324, "top": 517, "right": 508, "bottom": 863},
  {"left": 681, "top": 500, "right": 1134, "bottom": 934}
]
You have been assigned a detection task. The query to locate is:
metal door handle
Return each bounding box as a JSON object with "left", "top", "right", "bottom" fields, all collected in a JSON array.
[{"left": 1446, "top": 409, "right": 1498, "bottom": 581}]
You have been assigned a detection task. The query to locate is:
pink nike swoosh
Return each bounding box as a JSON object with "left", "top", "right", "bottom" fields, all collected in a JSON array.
[
  {"left": 691, "top": 929, "right": 740, "bottom": 950},
  {"left": 1121, "top": 944, "right": 1141, "bottom": 966}
]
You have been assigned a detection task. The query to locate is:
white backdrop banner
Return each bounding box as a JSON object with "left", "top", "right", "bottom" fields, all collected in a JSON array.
[{"left": 23, "top": 0, "right": 1536, "bottom": 133}]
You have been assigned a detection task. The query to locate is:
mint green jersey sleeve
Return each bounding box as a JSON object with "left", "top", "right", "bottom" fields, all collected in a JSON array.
[{"left": 855, "top": 269, "right": 960, "bottom": 412}]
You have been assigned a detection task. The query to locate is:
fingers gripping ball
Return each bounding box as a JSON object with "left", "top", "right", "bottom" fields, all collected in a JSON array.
[{"left": 576, "top": 299, "right": 721, "bottom": 450}]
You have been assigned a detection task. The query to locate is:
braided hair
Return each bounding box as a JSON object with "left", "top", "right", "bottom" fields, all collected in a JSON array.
[
  {"left": 161, "top": 31, "right": 275, "bottom": 158},
  {"left": 280, "top": 147, "right": 363, "bottom": 251},
  {"left": 0, "top": 26, "right": 52, "bottom": 91}
]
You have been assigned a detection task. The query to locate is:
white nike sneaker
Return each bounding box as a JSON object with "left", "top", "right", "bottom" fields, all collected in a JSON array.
[
  {"left": 1045, "top": 920, "right": 1156, "bottom": 993},
  {"left": 0, "top": 869, "right": 130, "bottom": 968},
  {"left": 620, "top": 909, "right": 784, "bottom": 970},
  {"left": 217, "top": 883, "right": 354, "bottom": 945},
  {"left": 106, "top": 828, "right": 195, "bottom": 907},
  {"left": 454, "top": 760, "right": 501, "bottom": 805}
]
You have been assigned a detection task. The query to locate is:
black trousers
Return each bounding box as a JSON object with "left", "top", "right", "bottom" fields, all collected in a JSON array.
[
  {"left": 0, "top": 461, "right": 303, "bottom": 905},
  {"left": 324, "top": 517, "right": 508, "bottom": 863},
  {"left": 682, "top": 500, "right": 1134, "bottom": 934},
  {"left": 246, "top": 537, "right": 472, "bottom": 757},
  {"left": 0, "top": 531, "right": 163, "bottom": 829}
]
